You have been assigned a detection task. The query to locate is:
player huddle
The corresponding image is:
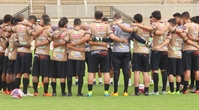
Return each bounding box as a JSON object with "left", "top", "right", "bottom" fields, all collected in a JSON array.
[{"left": 0, "top": 10, "right": 199, "bottom": 97}]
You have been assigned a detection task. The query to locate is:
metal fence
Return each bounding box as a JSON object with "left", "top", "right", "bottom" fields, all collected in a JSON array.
[
  {"left": 0, "top": 5, "right": 28, "bottom": 18},
  {"left": 45, "top": 5, "right": 95, "bottom": 19}
]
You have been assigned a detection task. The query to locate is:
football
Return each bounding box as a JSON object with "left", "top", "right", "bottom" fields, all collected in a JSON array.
[{"left": 11, "top": 89, "right": 24, "bottom": 99}]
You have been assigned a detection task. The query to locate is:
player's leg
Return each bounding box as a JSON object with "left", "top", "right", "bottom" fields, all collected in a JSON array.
[
  {"left": 75, "top": 75, "right": 78, "bottom": 86},
  {"left": 32, "top": 55, "right": 40, "bottom": 96},
  {"left": 192, "top": 53, "right": 199, "bottom": 94},
  {"left": 50, "top": 60, "right": 58, "bottom": 96},
  {"left": 121, "top": 53, "right": 129, "bottom": 96},
  {"left": 190, "top": 71, "right": 195, "bottom": 92},
  {"left": 14, "top": 53, "right": 22, "bottom": 89},
  {"left": 128, "top": 52, "right": 132, "bottom": 86},
  {"left": 108, "top": 47, "right": 113, "bottom": 85},
  {"left": 142, "top": 54, "right": 150, "bottom": 96},
  {"left": 2, "top": 56, "right": 8, "bottom": 94},
  {"left": 59, "top": 61, "right": 67, "bottom": 96},
  {"left": 98, "top": 67, "right": 102, "bottom": 85},
  {"left": 77, "top": 60, "right": 85, "bottom": 96},
  {"left": 6, "top": 60, "right": 12, "bottom": 94},
  {"left": 160, "top": 52, "right": 168, "bottom": 95},
  {"left": 167, "top": 58, "right": 176, "bottom": 94},
  {"left": 66, "top": 60, "right": 76, "bottom": 96}
]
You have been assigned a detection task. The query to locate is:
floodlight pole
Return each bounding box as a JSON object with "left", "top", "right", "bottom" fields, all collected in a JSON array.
[
  {"left": 57, "top": 0, "right": 60, "bottom": 19},
  {"left": 84, "top": 0, "right": 88, "bottom": 17},
  {"left": 30, "top": 0, "right": 32, "bottom": 15}
]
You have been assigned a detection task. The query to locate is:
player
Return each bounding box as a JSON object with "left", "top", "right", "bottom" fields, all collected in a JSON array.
[
  {"left": 65, "top": 18, "right": 86, "bottom": 96},
  {"left": 116, "top": 13, "right": 151, "bottom": 96},
  {"left": 50, "top": 18, "right": 68, "bottom": 96},
  {"left": 70, "top": 10, "right": 127, "bottom": 97}
]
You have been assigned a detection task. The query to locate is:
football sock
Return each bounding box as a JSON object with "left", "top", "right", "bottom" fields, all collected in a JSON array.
[
  {"left": 162, "top": 71, "right": 167, "bottom": 91},
  {"left": 176, "top": 82, "right": 181, "bottom": 92},
  {"left": 78, "top": 76, "right": 83, "bottom": 94},
  {"left": 190, "top": 71, "right": 195, "bottom": 87},
  {"left": 99, "top": 78, "right": 102, "bottom": 82},
  {"left": 44, "top": 83, "right": 49, "bottom": 93},
  {"left": 2, "top": 81, "right": 6, "bottom": 91},
  {"left": 196, "top": 80, "right": 199, "bottom": 90},
  {"left": 51, "top": 82, "right": 56, "bottom": 93},
  {"left": 7, "top": 83, "right": 11, "bottom": 91},
  {"left": 169, "top": 82, "right": 174, "bottom": 92},
  {"left": 110, "top": 78, "right": 113, "bottom": 83},
  {"left": 104, "top": 84, "right": 109, "bottom": 91},
  {"left": 67, "top": 76, "right": 72, "bottom": 93},
  {"left": 135, "top": 87, "right": 139, "bottom": 94},
  {"left": 15, "top": 78, "right": 21, "bottom": 89},
  {"left": 33, "top": 82, "right": 38, "bottom": 93},
  {"left": 181, "top": 75, "right": 184, "bottom": 85},
  {"left": 88, "top": 84, "right": 93, "bottom": 91},
  {"left": 183, "top": 81, "right": 188, "bottom": 92},
  {"left": 23, "top": 78, "right": 29, "bottom": 94},
  {"left": 144, "top": 87, "right": 149, "bottom": 92},
  {"left": 153, "top": 73, "right": 159, "bottom": 92},
  {"left": 114, "top": 72, "right": 119, "bottom": 93},
  {"left": 60, "top": 82, "right": 66, "bottom": 94},
  {"left": 11, "top": 82, "right": 15, "bottom": 90},
  {"left": 124, "top": 73, "right": 129, "bottom": 93}
]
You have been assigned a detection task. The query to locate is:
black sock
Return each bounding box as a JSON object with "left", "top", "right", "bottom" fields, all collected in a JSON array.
[
  {"left": 104, "top": 84, "right": 109, "bottom": 91},
  {"left": 33, "top": 82, "right": 38, "bottom": 93},
  {"left": 162, "top": 71, "right": 167, "bottom": 91},
  {"left": 15, "top": 78, "right": 21, "bottom": 89},
  {"left": 88, "top": 84, "right": 93, "bottom": 91},
  {"left": 153, "top": 73, "right": 159, "bottom": 92},
  {"left": 183, "top": 81, "right": 188, "bottom": 92},
  {"left": 0, "top": 76, "right": 2, "bottom": 90},
  {"left": 144, "top": 87, "right": 149, "bottom": 93},
  {"left": 190, "top": 71, "right": 195, "bottom": 87},
  {"left": 169, "top": 82, "right": 174, "bottom": 92},
  {"left": 2, "top": 81, "right": 6, "bottom": 91},
  {"left": 123, "top": 73, "right": 129, "bottom": 93},
  {"left": 11, "top": 82, "right": 15, "bottom": 90},
  {"left": 51, "top": 82, "right": 56, "bottom": 93},
  {"left": 113, "top": 73, "right": 119, "bottom": 93},
  {"left": 181, "top": 75, "right": 184, "bottom": 85},
  {"left": 44, "top": 83, "right": 49, "bottom": 93},
  {"left": 67, "top": 76, "right": 72, "bottom": 93},
  {"left": 78, "top": 76, "right": 83, "bottom": 94},
  {"left": 60, "top": 82, "right": 66, "bottom": 94},
  {"left": 7, "top": 83, "right": 11, "bottom": 91},
  {"left": 176, "top": 82, "right": 181, "bottom": 92},
  {"left": 135, "top": 87, "right": 139, "bottom": 94},
  {"left": 23, "top": 78, "right": 29, "bottom": 94},
  {"left": 196, "top": 80, "right": 199, "bottom": 90}
]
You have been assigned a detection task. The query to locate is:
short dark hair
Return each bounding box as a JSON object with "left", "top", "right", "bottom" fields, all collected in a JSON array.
[
  {"left": 173, "top": 13, "right": 181, "bottom": 18},
  {"left": 0, "top": 19, "right": 3, "bottom": 25},
  {"left": 194, "top": 16, "right": 199, "bottom": 24},
  {"left": 191, "top": 16, "right": 196, "bottom": 22},
  {"left": 43, "top": 18, "right": 51, "bottom": 26},
  {"left": 181, "top": 11, "right": 190, "bottom": 19},
  {"left": 74, "top": 18, "right": 81, "bottom": 26},
  {"left": 58, "top": 18, "right": 66, "bottom": 28},
  {"left": 28, "top": 15, "right": 37, "bottom": 22},
  {"left": 15, "top": 13, "right": 24, "bottom": 21},
  {"left": 61, "top": 17, "right": 68, "bottom": 24},
  {"left": 114, "top": 13, "right": 122, "bottom": 19},
  {"left": 134, "top": 14, "right": 143, "bottom": 23},
  {"left": 149, "top": 16, "right": 152, "bottom": 19},
  {"left": 3, "top": 14, "right": 12, "bottom": 23},
  {"left": 95, "top": 11, "right": 103, "bottom": 20},
  {"left": 42, "top": 14, "right": 49, "bottom": 19},
  {"left": 168, "top": 18, "right": 176, "bottom": 25},
  {"left": 102, "top": 17, "right": 108, "bottom": 22},
  {"left": 151, "top": 11, "right": 161, "bottom": 20}
]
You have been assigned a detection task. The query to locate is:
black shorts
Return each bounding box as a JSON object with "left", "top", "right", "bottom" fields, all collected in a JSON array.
[
  {"left": 182, "top": 51, "right": 199, "bottom": 71},
  {"left": 150, "top": 51, "right": 168, "bottom": 70},
  {"left": 112, "top": 52, "right": 129, "bottom": 74},
  {"left": 7, "top": 60, "right": 16, "bottom": 74},
  {"left": 32, "top": 54, "right": 50, "bottom": 77},
  {"left": 167, "top": 58, "right": 183, "bottom": 76},
  {"left": 67, "top": 59, "right": 85, "bottom": 76},
  {"left": 132, "top": 53, "right": 150, "bottom": 72},
  {"left": 85, "top": 51, "right": 90, "bottom": 67},
  {"left": 50, "top": 60, "right": 67, "bottom": 78},
  {"left": 0, "top": 55, "right": 4, "bottom": 74},
  {"left": 2, "top": 56, "right": 8, "bottom": 74},
  {"left": 108, "top": 48, "right": 113, "bottom": 68},
  {"left": 88, "top": 50, "right": 110, "bottom": 73},
  {"left": 15, "top": 53, "right": 32, "bottom": 74},
  {"left": 129, "top": 51, "right": 132, "bottom": 61}
]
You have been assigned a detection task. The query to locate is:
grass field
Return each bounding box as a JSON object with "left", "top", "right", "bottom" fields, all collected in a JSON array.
[{"left": 1, "top": 73, "right": 199, "bottom": 110}]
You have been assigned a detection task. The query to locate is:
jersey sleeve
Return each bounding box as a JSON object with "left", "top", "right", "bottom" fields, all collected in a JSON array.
[{"left": 11, "top": 25, "right": 17, "bottom": 33}]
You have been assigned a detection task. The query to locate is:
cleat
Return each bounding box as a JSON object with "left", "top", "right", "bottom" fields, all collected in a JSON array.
[
  {"left": 131, "top": 92, "right": 140, "bottom": 96},
  {"left": 61, "top": 93, "right": 67, "bottom": 96},
  {"left": 77, "top": 93, "right": 84, "bottom": 96},
  {"left": 161, "top": 91, "right": 167, "bottom": 95},
  {"left": 128, "top": 83, "right": 133, "bottom": 87},
  {"left": 190, "top": 87, "right": 196, "bottom": 93},
  {"left": 75, "top": 82, "right": 78, "bottom": 86},
  {"left": 93, "top": 81, "right": 96, "bottom": 85},
  {"left": 149, "top": 91, "right": 159, "bottom": 95},
  {"left": 7, "top": 91, "right": 12, "bottom": 95},
  {"left": 2, "top": 90, "right": 8, "bottom": 94},
  {"left": 170, "top": 92, "right": 176, "bottom": 95},
  {"left": 144, "top": 92, "right": 149, "bottom": 96},
  {"left": 86, "top": 91, "right": 92, "bottom": 97},
  {"left": 43, "top": 93, "right": 52, "bottom": 97},
  {"left": 110, "top": 82, "right": 114, "bottom": 86},
  {"left": 167, "top": 90, "right": 171, "bottom": 94},
  {"left": 20, "top": 84, "right": 23, "bottom": 88},
  {"left": 182, "top": 90, "right": 188, "bottom": 94},
  {"left": 195, "top": 90, "right": 199, "bottom": 94},
  {"left": 66, "top": 93, "right": 72, "bottom": 96},
  {"left": 98, "top": 82, "right": 103, "bottom": 86},
  {"left": 34, "top": 92, "right": 39, "bottom": 96},
  {"left": 104, "top": 91, "right": 109, "bottom": 96},
  {"left": 24, "top": 92, "right": 34, "bottom": 96},
  {"left": 52, "top": 93, "right": 57, "bottom": 96},
  {"left": 123, "top": 92, "right": 128, "bottom": 96},
  {"left": 111, "top": 92, "right": 118, "bottom": 96},
  {"left": 175, "top": 91, "right": 180, "bottom": 95}
]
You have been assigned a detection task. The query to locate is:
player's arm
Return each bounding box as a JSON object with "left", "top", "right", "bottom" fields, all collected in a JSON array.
[
  {"left": 109, "top": 33, "right": 127, "bottom": 43},
  {"left": 70, "top": 34, "right": 90, "bottom": 46},
  {"left": 53, "top": 40, "right": 66, "bottom": 48},
  {"left": 35, "top": 40, "right": 50, "bottom": 48},
  {"left": 30, "top": 26, "right": 51, "bottom": 37},
  {"left": 0, "top": 41, "right": 7, "bottom": 49},
  {"left": 179, "top": 33, "right": 199, "bottom": 49},
  {"left": 154, "top": 37, "right": 171, "bottom": 51},
  {"left": 53, "top": 30, "right": 67, "bottom": 39},
  {"left": 132, "top": 23, "right": 155, "bottom": 31},
  {"left": 116, "top": 22, "right": 134, "bottom": 33},
  {"left": 67, "top": 43, "right": 85, "bottom": 53},
  {"left": 154, "top": 24, "right": 170, "bottom": 35},
  {"left": 88, "top": 41, "right": 107, "bottom": 47},
  {"left": 14, "top": 41, "right": 31, "bottom": 48}
]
